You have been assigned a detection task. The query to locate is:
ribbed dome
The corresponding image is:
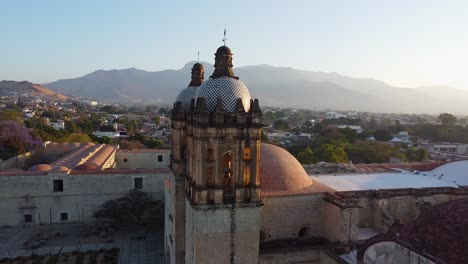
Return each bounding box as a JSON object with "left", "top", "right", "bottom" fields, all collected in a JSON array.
[
  {"left": 260, "top": 143, "right": 313, "bottom": 194},
  {"left": 195, "top": 76, "right": 251, "bottom": 112},
  {"left": 175, "top": 87, "right": 198, "bottom": 111}
]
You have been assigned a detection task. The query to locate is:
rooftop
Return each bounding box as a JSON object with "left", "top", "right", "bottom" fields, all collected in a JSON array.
[{"left": 312, "top": 160, "right": 468, "bottom": 192}]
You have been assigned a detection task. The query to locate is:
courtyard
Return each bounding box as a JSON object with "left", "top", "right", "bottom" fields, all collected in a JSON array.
[{"left": 0, "top": 223, "right": 165, "bottom": 264}]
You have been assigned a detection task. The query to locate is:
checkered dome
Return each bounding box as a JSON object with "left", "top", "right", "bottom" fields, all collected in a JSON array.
[
  {"left": 195, "top": 76, "right": 251, "bottom": 112},
  {"left": 175, "top": 86, "right": 198, "bottom": 111}
]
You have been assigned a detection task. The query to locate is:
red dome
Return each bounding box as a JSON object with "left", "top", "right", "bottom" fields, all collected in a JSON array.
[
  {"left": 260, "top": 143, "right": 313, "bottom": 195},
  {"left": 28, "top": 164, "right": 52, "bottom": 172}
]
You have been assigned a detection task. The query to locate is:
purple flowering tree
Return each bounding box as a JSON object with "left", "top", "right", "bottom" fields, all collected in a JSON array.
[{"left": 0, "top": 121, "right": 42, "bottom": 159}]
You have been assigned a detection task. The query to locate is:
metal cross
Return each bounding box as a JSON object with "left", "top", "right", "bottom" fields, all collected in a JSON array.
[{"left": 222, "top": 29, "right": 227, "bottom": 46}]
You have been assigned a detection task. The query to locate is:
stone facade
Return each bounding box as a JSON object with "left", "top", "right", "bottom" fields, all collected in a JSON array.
[{"left": 0, "top": 170, "right": 171, "bottom": 226}]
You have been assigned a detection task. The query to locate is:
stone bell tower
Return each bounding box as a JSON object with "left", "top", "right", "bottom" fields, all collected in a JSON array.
[{"left": 171, "top": 43, "right": 263, "bottom": 264}]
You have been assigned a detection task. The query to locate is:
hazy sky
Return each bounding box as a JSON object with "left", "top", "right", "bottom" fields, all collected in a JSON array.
[{"left": 1, "top": 0, "right": 467, "bottom": 90}]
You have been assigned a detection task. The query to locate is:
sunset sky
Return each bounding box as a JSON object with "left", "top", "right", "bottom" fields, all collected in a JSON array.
[{"left": 1, "top": 0, "right": 467, "bottom": 90}]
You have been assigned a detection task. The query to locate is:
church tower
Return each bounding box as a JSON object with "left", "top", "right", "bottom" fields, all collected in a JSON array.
[{"left": 170, "top": 42, "right": 263, "bottom": 264}]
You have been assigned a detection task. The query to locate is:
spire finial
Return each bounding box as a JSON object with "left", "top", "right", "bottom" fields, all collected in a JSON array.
[
  {"left": 222, "top": 29, "right": 227, "bottom": 46},
  {"left": 197, "top": 51, "right": 200, "bottom": 62}
]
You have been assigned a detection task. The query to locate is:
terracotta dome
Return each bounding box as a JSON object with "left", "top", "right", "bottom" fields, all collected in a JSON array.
[
  {"left": 52, "top": 166, "right": 69, "bottom": 172},
  {"left": 398, "top": 198, "right": 468, "bottom": 264},
  {"left": 28, "top": 164, "right": 52, "bottom": 172},
  {"left": 260, "top": 143, "right": 312, "bottom": 194},
  {"left": 75, "top": 163, "right": 99, "bottom": 171}
]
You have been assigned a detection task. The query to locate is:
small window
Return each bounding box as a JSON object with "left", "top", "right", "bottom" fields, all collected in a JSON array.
[
  {"left": 24, "top": 214, "right": 32, "bottom": 223},
  {"left": 134, "top": 177, "right": 143, "bottom": 189},
  {"left": 158, "top": 155, "right": 163, "bottom": 162},
  {"left": 53, "top": 179, "right": 63, "bottom": 192},
  {"left": 124, "top": 158, "right": 128, "bottom": 163},
  {"left": 60, "top": 212, "right": 68, "bottom": 221}
]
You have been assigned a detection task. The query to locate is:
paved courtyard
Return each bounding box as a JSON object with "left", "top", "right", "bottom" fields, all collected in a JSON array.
[{"left": 0, "top": 224, "right": 165, "bottom": 264}]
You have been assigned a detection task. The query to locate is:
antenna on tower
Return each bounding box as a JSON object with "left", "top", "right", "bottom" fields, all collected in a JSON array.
[{"left": 222, "top": 29, "right": 227, "bottom": 46}]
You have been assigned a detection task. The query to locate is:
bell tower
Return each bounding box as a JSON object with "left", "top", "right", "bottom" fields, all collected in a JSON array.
[{"left": 171, "top": 40, "right": 263, "bottom": 264}]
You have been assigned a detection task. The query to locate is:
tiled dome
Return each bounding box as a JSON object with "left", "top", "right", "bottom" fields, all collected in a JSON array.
[
  {"left": 195, "top": 76, "right": 251, "bottom": 112},
  {"left": 175, "top": 87, "right": 198, "bottom": 111}
]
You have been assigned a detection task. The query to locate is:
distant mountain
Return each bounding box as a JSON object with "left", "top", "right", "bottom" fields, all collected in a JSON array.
[
  {"left": 44, "top": 63, "right": 468, "bottom": 114},
  {"left": 0, "top": 80, "right": 69, "bottom": 101}
]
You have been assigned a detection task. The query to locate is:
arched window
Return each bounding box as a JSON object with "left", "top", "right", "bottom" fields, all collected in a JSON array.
[
  {"left": 243, "top": 167, "right": 250, "bottom": 186},
  {"left": 207, "top": 148, "right": 214, "bottom": 161},
  {"left": 243, "top": 147, "right": 251, "bottom": 161},
  {"left": 223, "top": 152, "right": 234, "bottom": 201},
  {"left": 207, "top": 167, "right": 214, "bottom": 186},
  {"left": 223, "top": 152, "right": 233, "bottom": 177},
  {"left": 297, "top": 226, "right": 312, "bottom": 239}
]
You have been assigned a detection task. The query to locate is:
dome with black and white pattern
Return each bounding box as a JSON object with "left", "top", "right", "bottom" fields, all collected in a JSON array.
[
  {"left": 176, "top": 86, "right": 198, "bottom": 111},
  {"left": 195, "top": 76, "right": 251, "bottom": 112}
]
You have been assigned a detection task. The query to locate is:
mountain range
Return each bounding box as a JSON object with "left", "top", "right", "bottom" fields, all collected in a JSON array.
[
  {"left": 0, "top": 80, "right": 69, "bottom": 101},
  {"left": 43, "top": 63, "right": 468, "bottom": 114}
]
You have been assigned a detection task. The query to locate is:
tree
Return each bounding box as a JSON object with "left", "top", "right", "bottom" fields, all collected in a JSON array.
[
  {"left": 94, "top": 189, "right": 163, "bottom": 227},
  {"left": 59, "top": 133, "right": 92, "bottom": 143},
  {"left": 297, "top": 147, "right": 317, "bottom": 164},
  {"left": 0, "top": 109, "right": 23, "bottom": 123},
  {"left": 273, "top": 119, "right": 290, "bottom": 130},
  {"left": 153, "top": 116, "right": 161, "bottom": 125},
  {"left": 373, "top": 129, "right": 392, "bottom": 141},
  {"left": 0, "top": 121, "right": 42, "bottom": 159},
  {"left": 438, "top": 113, "right": 456, "bottom": 127},
  {"left": 315, "top": 144, "right": 348, "bottom": 163},
  {"left": 405, "top": 147, "right": 429, "bottom": 162}
]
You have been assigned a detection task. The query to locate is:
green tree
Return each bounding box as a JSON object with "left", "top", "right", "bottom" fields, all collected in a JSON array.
[
  {"left": 438, "top": 113, "right": 456, "bottom": 126},
  {"left": 315, "top": 144, "right": 348, "bottom": 163},
  {"left": 273, "top": 119, "right": 290, "bottom": 130},
  {"left": 373, "top": 129, "right": 392, "bottom": 141},
  {"left": 297, "top": 147, "right": 317, "bottom": 164},
  {"left": 153, "top": 116, "right": 161, "bottom": 125},
  {"left": 0, "top": 109, "right": 23, "bottom": 123}
]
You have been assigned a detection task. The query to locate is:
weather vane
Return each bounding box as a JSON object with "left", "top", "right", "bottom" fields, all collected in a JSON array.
[{"left": 222, "top": 29, "right": 227, "bottom": 46}]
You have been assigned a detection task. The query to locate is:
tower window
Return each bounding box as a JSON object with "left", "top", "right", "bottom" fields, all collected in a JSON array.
[
  {"left": 207, "top": 167, "right": 214, "bottom": 186},
  {"left": 243, "top": 167, "right": 251, "bottom": 186},
  {"left": 124, "top": 158, "right": 128, "bottom": 163},
  {"left": 134, "top": 178, "right": 143, "bottom": 189},
  {"left": 24, "top": 214, "right": 32, "bottom": 223},
  {"left": 60, "top": 212, "right": 68, "bottom": 221},
  {"left": 158, "top": 155, "right": 163, "bottom": 162},
  {"left": 53, "top": 179, "right": 63, "bottom": 192},
  {"left": 243, "top": 147, "right": 251, "bottom": 161}
]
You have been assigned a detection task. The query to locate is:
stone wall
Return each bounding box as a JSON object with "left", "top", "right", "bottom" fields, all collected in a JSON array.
[
  {"left": 0, "top": 171, "right": 171, "bottom": 226},
  {"left": 261, "top": 194, "right": 325, "bottom": 241},
  {"left": 115, "top": 150, "right": 170, "bottom": 169},
  {"left": 350, "top": 190, "right": 468, "bottom": 232},
  {"left": 185, "top": 203, "right": 261, "bottom": 264}
]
